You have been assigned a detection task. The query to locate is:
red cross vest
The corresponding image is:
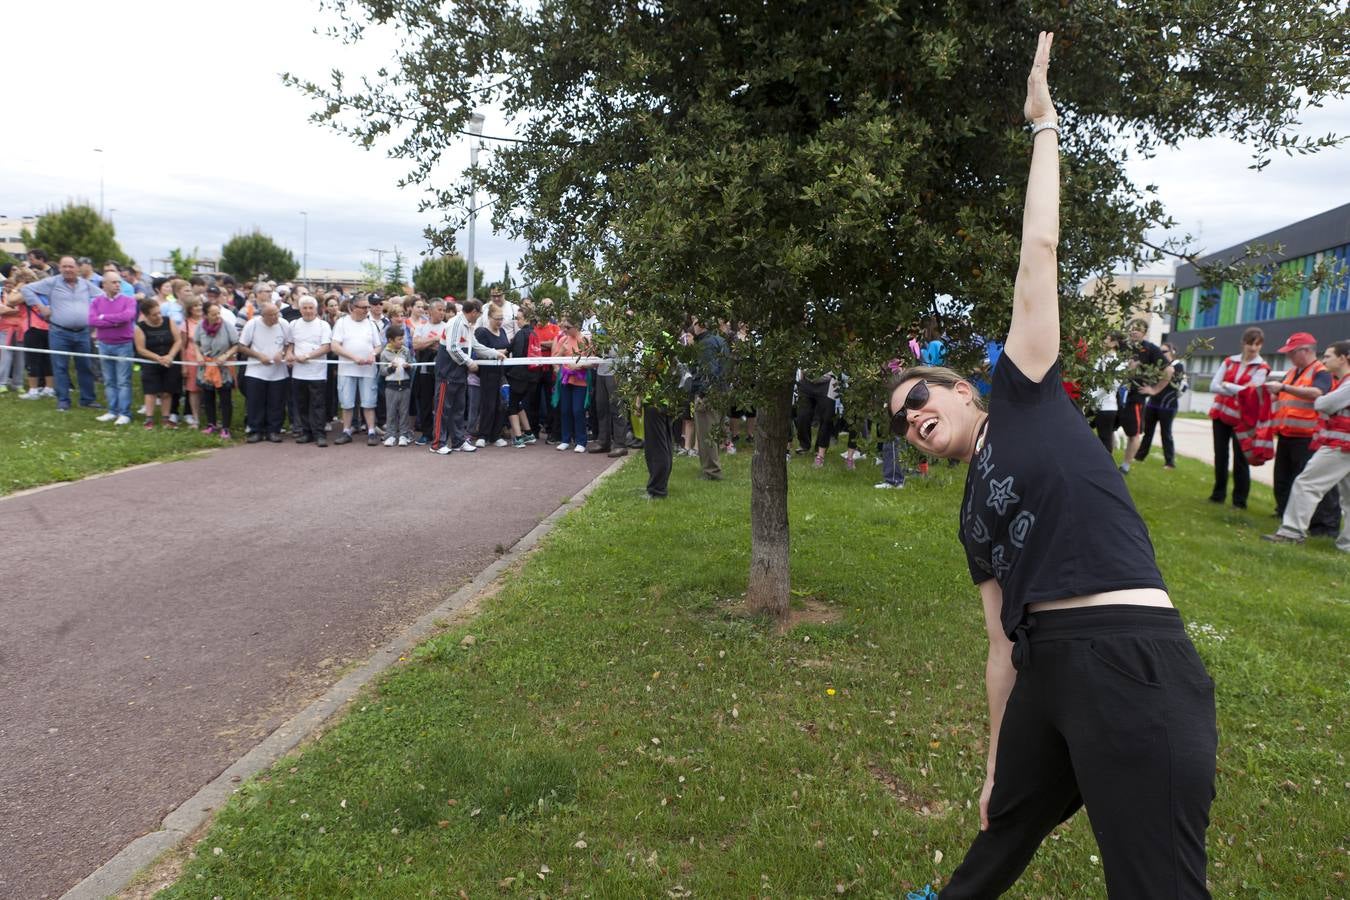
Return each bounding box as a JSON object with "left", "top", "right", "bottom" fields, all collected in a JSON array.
[
  {"left": 1311, "top": 375, "right": 1350, "bottom": 453},
  {"left": 1209, "top": 356, "right": 1268, "bottom": 428}
]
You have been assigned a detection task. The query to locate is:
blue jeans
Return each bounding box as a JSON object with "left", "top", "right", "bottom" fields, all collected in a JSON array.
[
  {"left": 560, "top": 382, "right": 588, "bottom": 446},
  {"left": 98, "top": 341, "right": 134, "bottom": 417},
  {"left": 881, "top": 438, "right": 906, "bottom": 486},
  {"left": 49, "top": 324, "right": 98, "bottom": 407}
]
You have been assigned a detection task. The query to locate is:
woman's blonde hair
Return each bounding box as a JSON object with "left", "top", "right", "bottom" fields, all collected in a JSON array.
[{"left": 888, "top": 365, "right": 988, "bottom": 412}]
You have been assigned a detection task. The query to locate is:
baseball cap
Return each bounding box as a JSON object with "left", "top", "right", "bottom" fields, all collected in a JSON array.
[
  {"left": 1276, "top": 332, "right": 1317, "bottom": 353},
  {"left": 368, "top": 292, "right": 384, "bottom": 302},
  {"left": 206, "top": 285, "right": 222, "bottom": 296}
]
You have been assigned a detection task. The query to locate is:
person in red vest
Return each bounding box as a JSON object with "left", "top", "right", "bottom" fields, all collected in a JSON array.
[
  {"left": 1264, "top": 340, "right": 1350, "bottom": 551},
  {"left": 1208, "top": 326, "right": 1269, "bottom": 509},
  {"left": 1266, "top": 332, "right": 1340, "bottom": 534}
]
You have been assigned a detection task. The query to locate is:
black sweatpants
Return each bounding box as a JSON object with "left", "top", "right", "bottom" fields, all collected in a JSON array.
[
  {"left": 643, "top": 404, "right": 673, "bottom": 498},
  {"left": 1092, "top": 410, "right": 1118, "bottom": 455},
  {"left": 1273, "top": 434, "right": 1341, "bottom": 530},
  {"left": 294, "top": 378, "right": 327, "bottom": 440},
  {"left": 795, "top": 380, "right": 833, "bottom": 451},
  {"left": 476, "top": 371, "right": 506, "bottom": 441},
  {"left": 944, "top": 606, "right": 1217, "bottom": 899},
  {"left": 244, "top": 376, "right": 287, "bottom": 436},
  {"left": 201, "top": 384, "right": 233, "bottom": 431},
  {"left": 1137, "top": 405, "right": 1178, "bottom": 466},
  {"left": 1210, "top": 419, "right": 1249, "bottom": 507}
]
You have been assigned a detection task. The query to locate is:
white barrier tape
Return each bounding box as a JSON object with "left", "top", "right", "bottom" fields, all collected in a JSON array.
[{"left": 12, "top": 345, "right": 606, "bottom": 370}]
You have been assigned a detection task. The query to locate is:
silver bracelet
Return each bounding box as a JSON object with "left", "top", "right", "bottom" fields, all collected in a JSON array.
[{"left": 1030, "top": 120, "right": 1060, "bottom": 139}]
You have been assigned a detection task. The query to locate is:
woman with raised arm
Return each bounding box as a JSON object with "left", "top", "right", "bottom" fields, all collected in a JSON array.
[{"left": 889, "top": 34, "right": 1216, "bottom": 898}]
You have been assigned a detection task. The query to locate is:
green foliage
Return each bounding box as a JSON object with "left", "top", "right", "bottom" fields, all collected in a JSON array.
[
  {"left": 219, "top": 230, "right": 300, "bottom": 282},
  {"left": 167, "top": 247, "right": 199, "bottom": 279},
  {"left": 359, "top": 261, "right": 383, "bottom": 293},
  {"left": 21, "top": 203, "right": 129, "bottom": 268},
  {"left": 158, "top": 456, "right": 1348, "bottom": 896},
  {"left": 385, "top": 247, "right": 408, "bottom": 294},
  {"left": 412, "top": 254, "right": 484, "bottom": 300},
  {"left": 527, "top": 279, "right": 569, "bottom": 305}
]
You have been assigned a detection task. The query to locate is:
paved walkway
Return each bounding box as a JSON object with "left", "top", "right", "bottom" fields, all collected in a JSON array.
[
  {"left": 1169, "top": 417, "right": 1274, "bottom": 486},
  {"left": 0, "top": 442, "right": 612, "bottom": 899}
]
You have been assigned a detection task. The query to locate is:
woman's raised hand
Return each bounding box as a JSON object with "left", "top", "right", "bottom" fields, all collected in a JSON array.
[{"left": 1024, "top": 31, "right": 1056, "bottom": 124}]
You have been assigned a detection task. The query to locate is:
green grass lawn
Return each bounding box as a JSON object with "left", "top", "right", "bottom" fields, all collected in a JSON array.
[
  {"left": 0, "top": 374, "right": 233, "bottom": 495},
  {"left": 158, "top": 451, "right": 1346, "bottom": 898}
]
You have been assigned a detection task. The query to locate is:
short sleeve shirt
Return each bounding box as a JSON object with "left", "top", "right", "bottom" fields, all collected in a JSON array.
[
  {"left": 1127, "top": 340, "right": 1167, "bottom": 395},
  {"left": 239, "top": 318, "right": 292, "bottom": 382},
  {"left": 289, "top": 317, "right": 332, "bottom": 381},
  {"left": 960, "top": 354, "right": 1167, "bottom": 638},
  {"left": 331, "top": 315, "right": 381, "bottom": 378}
]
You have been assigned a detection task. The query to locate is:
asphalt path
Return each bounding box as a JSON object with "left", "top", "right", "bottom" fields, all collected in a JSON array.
[{"left": 0, "top": 439, "right": 613, "bottom": 899}]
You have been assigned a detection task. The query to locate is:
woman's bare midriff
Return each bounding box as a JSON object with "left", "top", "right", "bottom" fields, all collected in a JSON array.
[{"left": 1027, "top": 587, "right": 1173, "bottom": 613}]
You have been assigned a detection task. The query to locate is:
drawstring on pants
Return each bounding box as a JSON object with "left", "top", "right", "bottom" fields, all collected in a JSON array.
[{"left": 1010, "top": 615, "right": 1037, "bottom": 670}]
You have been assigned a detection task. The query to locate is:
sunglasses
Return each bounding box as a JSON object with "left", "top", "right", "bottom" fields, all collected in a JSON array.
[{"left": 889, "top": 380, "right": 936, "bottom": 438}]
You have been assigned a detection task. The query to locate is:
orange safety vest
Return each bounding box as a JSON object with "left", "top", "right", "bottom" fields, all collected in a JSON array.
[
  {"left": 1273, "top": 361, "right": 1327, "bottom": 439},
  {"left": 1209, "top": 356, "right": 1268, "bottom": 428},
  {"left": 1311, "top": 375, "right": 1350, "bottom": 453}
]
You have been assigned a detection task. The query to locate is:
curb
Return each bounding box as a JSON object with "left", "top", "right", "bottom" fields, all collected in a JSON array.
[{"left": 62, "top": 454, "right": 631, "bottom": 900}]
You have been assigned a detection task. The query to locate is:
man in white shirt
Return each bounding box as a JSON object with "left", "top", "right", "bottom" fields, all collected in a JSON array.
[
  {"left": 490, "top": 286, "right": 519, "bottom": 340},
  {"left": 286, "top": 296, "right": 333, "bottom": 447},
  {"left": 331, "top": 295, "right": 383, "bottom": 445},
  {"left": 236, "top": 302, "right": 293, "bottom": 443}
]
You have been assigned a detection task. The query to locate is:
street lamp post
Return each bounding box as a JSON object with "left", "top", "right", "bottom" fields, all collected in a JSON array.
[
  {"left": 466, "top": 112, "right": 485, "bottom": 303},
  {"left": 94, "top": 148, "right": 105, "bottom": 216},
  {"left": 368, "top": 248, "right": 391, "bottom": 288},
  {"left": 300, "top": 211, "right": 308, "bottom": 284}
]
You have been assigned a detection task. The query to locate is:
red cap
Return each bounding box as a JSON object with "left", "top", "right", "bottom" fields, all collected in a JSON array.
[{"left": 1276, "top": 332, "right": 1317, "bottom": 353}]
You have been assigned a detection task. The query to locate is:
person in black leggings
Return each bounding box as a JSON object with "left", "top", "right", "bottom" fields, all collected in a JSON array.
[{"left": 888, "top": 35, "right": 1215, "bottom": 897}]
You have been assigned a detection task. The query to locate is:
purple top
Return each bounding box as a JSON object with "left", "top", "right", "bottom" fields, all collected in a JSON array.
[{"left": 88, "top": 293, "right": 138, "bottom": 344}]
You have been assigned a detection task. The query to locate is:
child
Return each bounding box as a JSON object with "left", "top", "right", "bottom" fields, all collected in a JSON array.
[{"left": 379, "top": 323, "right": 414, "bottom": 446}]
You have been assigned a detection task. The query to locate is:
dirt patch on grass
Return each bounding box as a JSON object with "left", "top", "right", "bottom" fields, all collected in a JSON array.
[
  {"left": 717, "top": 595, "right": 842, "bottom": 634},
  {"left": 867, "top": 764, "right": 951, "bottom": 817}
]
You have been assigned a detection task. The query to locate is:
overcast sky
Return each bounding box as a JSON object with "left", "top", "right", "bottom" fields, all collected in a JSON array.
[{"left": 3, "top": 1, "right": 1347, "bottom": 285}]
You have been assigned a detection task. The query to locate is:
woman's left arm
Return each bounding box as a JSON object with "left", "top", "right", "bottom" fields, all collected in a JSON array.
[{"left": 1002, "top": 31, "right": 1060, "bottom": 383}]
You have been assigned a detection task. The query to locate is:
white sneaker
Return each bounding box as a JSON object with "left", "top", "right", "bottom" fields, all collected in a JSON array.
[
  {"left": 493, "top": 438, "right": 509, "bottom": 447},
  {"left": 874, "top": 481, "right": 904, "bottom": 490},
  {"left": 434, "top": 445, "right": 452, "bottom": 455},
  {"left": 95, "top": 412, "right": 117, "bottom": 422},
  {"left": 20, "top": 388, "right": 41, "bottom": 400},
  {"left": 556, "top": 442, "right": 570, "bottom": 451},
  {"left": 397, "top": 436, "right": 410, "bottom": 446},
  {"left": 40, "top": 387, "right": 56, "bottom": 397},
  {"left": 114, "top": 415, "right": 131, "bottom": 426},
  {"left": 474, "top": 438, "right": 486, "bottom": 448},
  {"left": 185, "top": 415, "right": 198, "bottom": 426},
  {"left": 383, "top": 435, "right": 397, "bottom": 447},
  {"left": 573, "top": 443, "right": 587, "bottom": 453},
  {"left": 458, "top": 440, "right": 477, "bottom": 452}
]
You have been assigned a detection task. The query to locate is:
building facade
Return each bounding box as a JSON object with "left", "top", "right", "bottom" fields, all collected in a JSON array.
[
  {"left": 1170, "top": 202, "right": 1350, "bottom": 390},
  {"left": 0, "top": 215, "right": 40, "bottom": 259}
]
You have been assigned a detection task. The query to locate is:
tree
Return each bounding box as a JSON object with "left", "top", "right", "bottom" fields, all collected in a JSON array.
[
  {"left": 219, "top": 230, "right": 299, "bottom": 282},
  {"left": 291, "top": 1, "right": 1349, "bottom": 622},
  {"left": 528, "top": 280, "right": 569, "bottom": 305},
  {"left": 385, "top": 246, "right": 408, "bottom": 294},
  {"left": 21, "top": 202, "right": 130, "bottom": 267},
  {"left": 412, "top": 254, "right": 484, "bottom": 300},
  {"left": 168, "top": 247, "right": 199, "bottom": 279}
]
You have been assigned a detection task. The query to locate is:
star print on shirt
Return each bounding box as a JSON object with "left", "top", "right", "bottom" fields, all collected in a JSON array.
[{"left": 986, "top": 475, "right": 1020, "bottom": 516}]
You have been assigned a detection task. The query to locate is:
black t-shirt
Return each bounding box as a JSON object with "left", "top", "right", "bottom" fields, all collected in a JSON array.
[
  {"left": 475, "top": 326, "right": 510, "bottom": 382},
  {"left": 1150, "top": 360, "right": 1186, "bottom": 410},
  {"left": 960, "top": 353, "right": 1167, "bottom": 638},
  {"left": 1126, "top": 340, "right": 1167, "bottom": 398}
]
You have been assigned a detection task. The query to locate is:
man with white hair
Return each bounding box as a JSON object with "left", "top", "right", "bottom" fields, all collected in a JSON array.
[
  {"left": 236, "top": 301, "right": 293, "bottom": 443},
  {"left": 286, "top": 295, "right": 333, "bottom": 446}
]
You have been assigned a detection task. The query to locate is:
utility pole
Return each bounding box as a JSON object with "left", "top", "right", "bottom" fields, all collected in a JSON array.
[
  {"left": 368, "top": 248, "right": 391, "bottom": 288},
  {"left": 466, "top": 112, "right": 485, "bottom": 303},
  {"left": 300, "top": 211, "right": 309, "bottom": 284},
  {"left": 94, "top": 148, "right": 105, "bottom": 216}
]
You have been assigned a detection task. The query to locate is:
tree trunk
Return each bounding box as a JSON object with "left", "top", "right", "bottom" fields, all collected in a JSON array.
[{"left": 746, "top": 379, "right": 793, "bottom": 623}]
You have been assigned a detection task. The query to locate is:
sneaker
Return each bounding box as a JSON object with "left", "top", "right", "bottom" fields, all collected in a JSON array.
[
  {"left": 383, "top": 435, "right": 397, "bottom": 447},
  {"left": 164, "top": 421, "right": 177, "bottom": 430},
  {"left": 374, "top": 425, "right": 387, "bottom": 437},
  {"left": 607, "top": 447, "right": 629, "bottom": 458},
  {"left": 334, "top": 431, "right": 353, "bottom": 445},
  {"left": 907, "top": 887, "right": 938, "bottom": 900},
  {"left": 874, "top": 481, "right": 904, "bottom": 489},
  {"left": 295, "top": 434, "right": 314, "bottom": 444},
  {"left": 314, "top": 435, "right": 327, "bottom": 447},
  {"left": 556, "top": 442, "right": 571, "bottom": 451},
  {"left": 846, "top": 456, "right": 856, "bottom": 471},
  {"left": 415, "top": 435, "right": 430, "bottom": 445},
  {"left": 114, "top": 415, "right": 132, "bottom": 426},
  {"left": 574, "top": 443, "right": 587, "bottom": 453},
  {"left": 1163, "top": 463, "right": 1176, "bottom": 470},
  {"left": 202, "top": 424, "right": 218, "bottom": 435},
  {"left": 725, "top": 442, "right": 736, "bottom": 454},
  {"left": 185, "top": 415, "right": 198, "bottom": 426},
  {"left": 367, "top": 431, "right": 380, "bottom": 446},
  {"left": 587, "top": 443, "right": 610, "bottom": 454},
  {"left": 55, "top": 405, "right": 69, "bottom": 412},
  {"left": 813, "top": 455, "right": 824, "bottom": 468},
  {"left": 398, "top": 436, "right": 410, "bottom": 447},
  {"left": 95, "top": 412, "right": 116, "bottom": 423},
  {"left": 546, "top": 436, "right": 559, "bottom": 445},
  {"left": 144, "top": 419, "right": 156, "bottom": 430},
  {"left": 458, "top": 440, "right": 477, "bottom": 452},
  {"left": 40, "top": 387, "right": 56, "bottom": 397},
  {"left": 1118, "top": 464, "right": 1130, "bottom": 474},
  {"left": 474, "top": 438, "right": 487, "bottom": 448},
  {"left": 434, "top": 444, "right": 452, "bottom": 455},
  {"left": 168, "top": 413, "right": 179, "bottom": 424},
  {"left": 512, "top": 436, "right": 527, "bottom": 448},
  {"left": 19, "top": 388, "right": 41, "bottom": 400},
  {"left": 493, "top": 438, "right": 508, "bottom": 447},
  {"left": 245, "top": 432, "right": 262, "bottom": 443},
  {"left": 1260, "top": 532, "right": 1305, "bottom": 544},
  {"left": 220, "top": 428, "right": 232, "bottom": 440},
  {"left": 267, "top": 433, "right": 284, "bottom": 443},
  {"left": 523, "top": 434, "right": 538, "bottom": 445}
]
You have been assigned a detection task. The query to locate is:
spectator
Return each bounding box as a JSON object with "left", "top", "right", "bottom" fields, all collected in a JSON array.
[
  {"left": 1118, "top": 318, "right": 1170, "bottom": 474},
  {"left": 0, "top": 270, "right": 30, "bottom": 393},
  {"left": 430, "top": 298, "right": 504, "bottom": 455},
  {"left": 13, "top": 266, "right": 53, "bottom": 399},
  {"left": 287, "top": 295, "right": 333, "bottom": 447},
  {"left": 26, "top": 249, "right": 55, "bottom": 277},
  {"left": 159, "top": 278, "right": 186, "bottom": 327},
  {"left": 533, "top": 299, "right": 562, "bottom": 442},
  {"left": 180, "top": 295, "right": 205, "bottom": 427},
  {"left": 505, "top": 303, "right": 540, "bottom": 448},
  {"left": 412, "top": 299, "right": 448, "bottom": 444},
  {"left": 1208, "top": 326, "right": 1269, "bottom": 509},
  {"left": 796, "top": 368, "right": 836, "bottom": 467},
  {"left": 195, "top": 300, "right": 239, "bottom": 438},
  {"left": 473, "top": 302, "right": 511, "bottom": 447},
  {"left": 1134, "top": 341, "right": 1185, "bottom": 469},
  {"left": 331, "top": 294, "right": 383, "bottom": 446},
  {"left": 20, "top": 255, "right": 102, "bottom": 411},
  {"left": 689, "top": 317, "right": 728, "bottom": 479},
  {"left": 1265, "top": 332, "right": 1340, "bottom": 535},
  {"left": 237, "top": 301, "right": 293, "bottom": 443},
  {"left": 379, "top": 323, "right": 415, "bottom": 446},
  {"left": 1089, "top": 332, "right": 1124, "bottom": 457},
  {"left": 134, "top": 298, "right": 183, "bottom": 428},
  {"left": 553, "top": 316, "right": 593, "bottom": 453},
  {"left": 88, "top": 270, "right": 137, "bottom": 425},
  {"left": 1263, "top": 340, "right": 1350, "bottom": 551},
  {"left": 585, "top": 311, "right": 629, "bottom": 457}
]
